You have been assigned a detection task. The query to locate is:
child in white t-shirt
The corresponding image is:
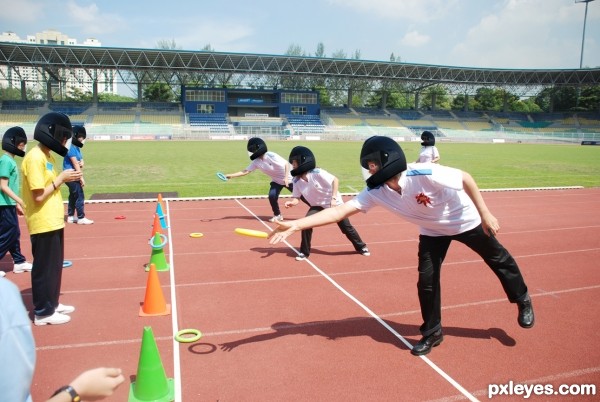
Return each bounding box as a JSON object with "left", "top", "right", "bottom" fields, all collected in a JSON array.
[
  {"left": 416, "top": 131, "right": 440, "bottom": 163},
  {"left": 270, "top": 136, "right": 534, "bottom": 357},
  {"left": 225, "top": 138, "right": 292, "bottom": 222},
  {"left": 284, "top": 145, "right": 369, "bottom": 261}
]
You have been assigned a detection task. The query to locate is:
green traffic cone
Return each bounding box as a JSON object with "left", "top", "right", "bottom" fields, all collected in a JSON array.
[
  {"left": 145, "top": 232, "right": 169, "bottom": 272},
  {"left": 129, "top": 326, "right": 174, "bottom": 402}
]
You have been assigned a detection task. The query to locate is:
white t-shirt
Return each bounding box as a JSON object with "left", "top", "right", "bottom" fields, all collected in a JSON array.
[
  {"left": 0, "top": 279, "right": 36, "bottom": 402},
  {"left": 348, "top": 163, "right": 481, "bottom": 236},
  {"left": 246, "top": 152, "right": 292, "bottom": 185},
  {"left": 418, "top": 145, "right": 440, "bottom": 163},
  {"left": 292, "top": 168, "right": 342, "bottom": 208}
]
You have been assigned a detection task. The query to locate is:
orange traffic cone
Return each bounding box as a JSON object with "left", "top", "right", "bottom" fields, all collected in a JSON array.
[
  {"left": 140, "top": 263, "right": 171, "bottom": 316},
  {"left": 157, "top": 193, "right": 165, "bottom": 212},
  {"left": 150, "top": 213, "right": 162, "bottom": 239},
  {"left": 128, "top": 326, "right": 174, "bottom": 402}
]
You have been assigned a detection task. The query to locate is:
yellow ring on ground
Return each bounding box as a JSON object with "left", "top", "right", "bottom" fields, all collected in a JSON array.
[
  {"left": 175, "top": 329, "right": 202, "bottom": 343},
  {"left": 189, "top": 232, "right": 204, "bottom": 238}
]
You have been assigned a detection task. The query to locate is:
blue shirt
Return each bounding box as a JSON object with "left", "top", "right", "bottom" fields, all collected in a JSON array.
[{"left": 63, "top": 145, "right": 83, "bottom": 170}]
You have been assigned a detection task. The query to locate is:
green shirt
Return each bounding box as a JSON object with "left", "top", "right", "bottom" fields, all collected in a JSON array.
[{"left": 0, "top": 153, "right": 19, "bottom": 206}]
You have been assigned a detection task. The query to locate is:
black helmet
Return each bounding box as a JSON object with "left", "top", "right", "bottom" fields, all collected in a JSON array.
[
  {"left": 289, "top": 146, "right": 316, "bottom": 177},
  {"left": 34, "top": 112, "right": 72, "bottom": 156},
  {"left": 2, "top": 126, "right": 28, "bottom": 157},
  {"left": 72, "top": 125, "right": 87, "bottom": 148},
  {"left": 360, "top": 136, "right": 407, "bottom": 189},
  {"left": 247, "top": 137, "right": 267, "bottom": 160},
  {"left": 421, "top": 130, "right": 435, "bottom": 146}
]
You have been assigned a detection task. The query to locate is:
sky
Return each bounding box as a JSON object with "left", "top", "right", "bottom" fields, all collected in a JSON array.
[{"left": 1, "top": 0, "right": 599, "bottom": 70}]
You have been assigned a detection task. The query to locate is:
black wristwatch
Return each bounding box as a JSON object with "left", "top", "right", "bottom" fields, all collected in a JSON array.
[{"left": 52, "top": 385, "right": 80, "bottom": 402}]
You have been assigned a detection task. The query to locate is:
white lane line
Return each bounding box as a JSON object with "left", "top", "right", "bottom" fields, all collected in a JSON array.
[
  {"left": 234, "top": 199, "right": 478, "bottom": 402},
  {"left": 165, "top": 200, "right": 183, "bottom": 402},
  {"left": 34, "top": 284, "right": 600, "bottom": 352}
]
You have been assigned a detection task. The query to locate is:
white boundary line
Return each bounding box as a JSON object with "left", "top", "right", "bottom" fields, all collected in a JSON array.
[
  {"left": 234, "top": 199, "right": 479, "bottom": 402},
  {"left": 164, "top": 200, "right": 183, "bottom": 402},
  {"left": 79, "top": 186, "right": 586, "bottom": 204}
]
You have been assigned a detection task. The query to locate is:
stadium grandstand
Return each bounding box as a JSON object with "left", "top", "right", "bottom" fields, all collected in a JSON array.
[{"left": 1, "top": 41, "right": 599, "bottom": 144}]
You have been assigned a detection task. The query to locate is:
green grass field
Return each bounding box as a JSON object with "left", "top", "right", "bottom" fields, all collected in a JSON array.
[{"left": 66, "top": 141, "right": 599, "bottom": 198}]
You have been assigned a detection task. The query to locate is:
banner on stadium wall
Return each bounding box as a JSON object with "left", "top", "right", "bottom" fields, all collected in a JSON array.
[
  {"left": 209, "top": 135, "right": 248, "bottom": 140},
  {"left": 581, "top": 141, "right": 599, "bottom": 146}
]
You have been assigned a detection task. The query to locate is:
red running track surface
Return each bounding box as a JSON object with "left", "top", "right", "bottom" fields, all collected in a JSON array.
[{"left": 5, "top": 188, "right": 599, "bottom": 401}]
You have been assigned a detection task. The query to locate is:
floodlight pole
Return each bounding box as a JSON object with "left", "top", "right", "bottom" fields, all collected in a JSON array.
[{"left": 576, "top": 0, "right": 595, "bottom": 69}]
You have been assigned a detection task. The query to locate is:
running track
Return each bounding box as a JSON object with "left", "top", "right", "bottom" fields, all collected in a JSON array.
[{"left": 4, "top": 188, "right": 599, "bottom": 401}]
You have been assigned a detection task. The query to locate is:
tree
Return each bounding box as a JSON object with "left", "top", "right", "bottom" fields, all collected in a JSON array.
[
  {"left": 471, "top": 88, "right": 518, "bottom": 111},
  {"left": 420, "top": 85, "right": 451, "bottom": 110},
  {"left": 511, "top": 97, "right": 542, "bottom": 113},
  {"left": 143, "top": 83, "right": 174, "bottom": 102},
  {"left": 535, "top": 87, "right": 578, "bottom": 112},
  {"left": 451, "top": 94, "right": 477, "bottom": 111},
  {"left": 314, "top": 85, "right": 332, "bottom": 107},
  {"left": 156, "top": 39, "right": 181, "bottom": 50},
  {"left": 579, "top": 86, "right": 600, "bottom": 111},
  {"left": 366, "top": 89, "right": 413, "bottom": 109},
  {"left": 315, "top": 42, "right": 325, "bottom": 58},
  {"left": 98, "top": 92, "right": 137, "bottom": 102},
  {"left": 285, "top": 44, "right": 306, "bottom": 57},
  {"left": 0, "top": 85, "right": 24, "bottom": 101}
]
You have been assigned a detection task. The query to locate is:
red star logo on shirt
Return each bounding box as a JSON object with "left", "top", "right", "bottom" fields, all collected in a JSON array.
[{"left": 415, "top": 192, "right": 432, "bottom": 207}]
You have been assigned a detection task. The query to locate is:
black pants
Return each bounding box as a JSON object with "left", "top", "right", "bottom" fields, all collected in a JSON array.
[
  {"left": 417, "top": 224, "right": 528, "bottom": 336},
  {"left": 268, "top": 182, "right": 292, "bottom": 216},
  {"left": 300, "top": 205, "right": 366, "bottom": 257},
  {"left": 31, "top": 229, "right": 64, "bottom": 317},
  {"left": 0, "top": 206, "right": 26, "bottom": 264}
]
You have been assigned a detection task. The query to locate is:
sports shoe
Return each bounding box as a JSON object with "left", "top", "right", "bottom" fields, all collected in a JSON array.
[
  {"left": 0, "top": 271, "right": 5, "bottom": 277},
  {"left": 56, "top": 303, "right": 75, "bottom": 314},
  {"left": 77, "top": 217, "right": 94, "bottom": 225},
  {"left": 411, "top": 329, "right": 443, "bottom": 356},
  {"left": 269, "top": 215, "right": 283, "bottom": 222},
  {"left": 67, "top": 216, "right": 76, "bottom": 223},
  {"left": 295, "top": 253, "right": 306, "bottom": 261},
  {"left": 34, "top": 312, "right": 71, "bottom": 326},
  {"left": 360, "top": 247, "right": 371, "bottom": 257},
  {"left": 517, "top": 294, "right": 534, "bottom": 328},
  {"left": 13, "top": 261, "right": 33, "bottom": 273}
]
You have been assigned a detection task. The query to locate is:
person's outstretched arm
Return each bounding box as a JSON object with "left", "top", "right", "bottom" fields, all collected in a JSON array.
[
  {"left": 225, "top": 170, "right": 250, "bottom": 179},
  {"left": 269, "top": 202, "right": 360, "bottom": 244}
]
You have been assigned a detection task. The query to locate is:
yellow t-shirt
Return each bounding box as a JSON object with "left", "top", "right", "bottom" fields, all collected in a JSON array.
[{"left": 21, "top": 146, "right": 65, "bottom": 235}]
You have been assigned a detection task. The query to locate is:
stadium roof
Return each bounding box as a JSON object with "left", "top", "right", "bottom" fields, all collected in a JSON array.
[{"left": 1, "top": 42, "right": 599, "bottom": 95}]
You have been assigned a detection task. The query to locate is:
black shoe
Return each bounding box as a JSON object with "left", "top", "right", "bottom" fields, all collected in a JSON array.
[
  {"left": 517, "top": 294, "right": 535, "bottom": 328},
  {"left": 411, "top": 330, "right": 443, "bottom": 356}
]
